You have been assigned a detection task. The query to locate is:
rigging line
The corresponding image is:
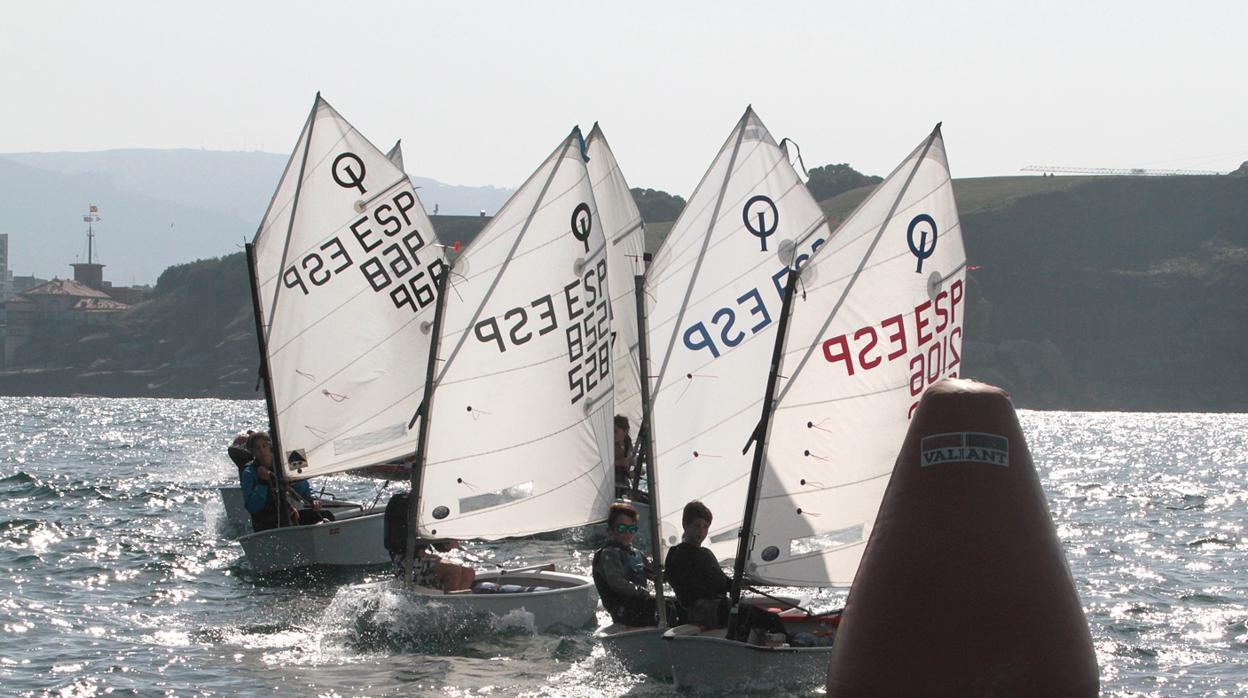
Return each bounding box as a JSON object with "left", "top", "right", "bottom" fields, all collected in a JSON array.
[
  {"left": 775, "top": 125, "right": 945, "bottom": 405},
  {"left": 434, "top": 132, "right": 579, "bottom": 384},
  {"left": 651, "top": 110, "right": 752, "bottom": 398}
]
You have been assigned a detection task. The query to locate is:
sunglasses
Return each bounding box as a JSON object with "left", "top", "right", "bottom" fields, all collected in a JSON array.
[{"left": 613, "top": 523, "right": 639, "bottom": 534}]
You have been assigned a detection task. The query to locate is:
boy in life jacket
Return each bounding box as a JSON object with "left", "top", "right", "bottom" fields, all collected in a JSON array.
[{"left": 592, "top": 501, "right": 671, "bottom": 626}]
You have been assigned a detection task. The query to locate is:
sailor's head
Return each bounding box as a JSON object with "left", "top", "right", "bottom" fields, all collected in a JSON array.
[
  {"left": 247, "top": 431, "right": 273, "bottom": 464},
  {"left": 231, "top": 429, "right": 254, "bottom": 449},
  {"left": 613, "top": 415, "right": 630, "bottom": 442},
  {"left": 682, "top": 500, "right": 712, "bottom": 547},
  {"left": 608, "top": 501, "right": 639, "bottom": 543}
]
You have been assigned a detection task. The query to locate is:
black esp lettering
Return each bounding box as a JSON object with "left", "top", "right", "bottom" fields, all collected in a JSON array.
[
  {"left": 375, "top": 203, "right": 402, "bottom": 236},
  {"left": 533, "top": 295, "right": 557, "bottom": 336},
  {"left": 506, "top": 307, "right": 531, "bottom": 345},
  {"left": 475, "top": 317, "right": 504, "bottom": 352},
  {"left": 283, "top": 266, "right": 308, "bottom": 295},
  {"left": 322, "top": 237, "right": 353, "bottom": 274},
  {"left": 350, "top": 216, "right": 382, "bottom": 253},
  {"left": 563, "top": 280, "right": 583, "bottom": 322},
  {"left": 393, "top": 190, "right": 417, "bottom": 226},
  {"left": 303, "top": 250, "right": 329, "bottom": 286}
]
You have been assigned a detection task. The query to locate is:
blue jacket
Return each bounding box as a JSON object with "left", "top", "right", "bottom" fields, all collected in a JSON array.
[{"left": 240, "top": 462, "right": 315, "bottom": 514}]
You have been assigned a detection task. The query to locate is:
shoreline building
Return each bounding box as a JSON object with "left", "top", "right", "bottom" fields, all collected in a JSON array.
[{"left": 2, "top": 206, "right": 138, "bottom": 366}]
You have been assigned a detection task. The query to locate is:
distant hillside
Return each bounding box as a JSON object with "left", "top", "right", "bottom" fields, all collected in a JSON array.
[
  {"left": 1, "top": 174, "right": 1245, "bottom": 412},
  {"left": 0, "top": 149, "right": 514, "bottom": 285},
  {"left": 820, "top": 174, "right": 1248, "bottom": 411}
]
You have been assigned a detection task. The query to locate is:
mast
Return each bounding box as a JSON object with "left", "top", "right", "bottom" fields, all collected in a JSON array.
[
  {"left": 726, "top": 267, "right": 801, "bottom": 637},
  {"left": 404, "top": 271, "right": 451, "bottom": 588},
  {"left": 245, "top": 242, "right": 291, "bottom": 528},
  {"left": 634, "top": 274, "right": 668, "bottom": 626},
  {"left": 244, "top": 97, "right": 322, "bottom": 528}
]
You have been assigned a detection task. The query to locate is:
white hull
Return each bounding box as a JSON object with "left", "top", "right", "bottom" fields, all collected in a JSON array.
[
  {"left": 596, "top": 594, "right": 808, "bottom": 681},
  {"left": 664, "top": 623, "right": 835, "bottom": 692},
  {"left": 596, "top": 625, "right": 670, "bottom": 679},
  {"left": 236, "top": 508, "right": 390, "bottom": 574},
  {"left": 386, "top": 569, "right": 598, "bottom": 633}
]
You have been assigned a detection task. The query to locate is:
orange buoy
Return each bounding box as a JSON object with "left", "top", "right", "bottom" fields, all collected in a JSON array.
[{"left": 826, "top": 378, "right": 1098, "bottom": 696}]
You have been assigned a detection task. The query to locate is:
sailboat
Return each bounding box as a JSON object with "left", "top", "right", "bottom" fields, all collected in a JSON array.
[
  {"left": 380, "top": 127, "right": 615, "bottom": 632},
  {"left": 235, "top": 95, "right": 448, "bottom": 574},
  {"left": 596, "top": 107, "right": 836, "bottom": 676},
  {"left": 662, "top": 121, "right": 967, "bottom": 692},
  {"left": 219, "top": 137, "right": 415, "bottom": 540}
]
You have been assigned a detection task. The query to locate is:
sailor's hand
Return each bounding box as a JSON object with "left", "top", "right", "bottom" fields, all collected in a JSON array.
[{"left": 256, "top": 465, "right": 271, "bottom": 481}]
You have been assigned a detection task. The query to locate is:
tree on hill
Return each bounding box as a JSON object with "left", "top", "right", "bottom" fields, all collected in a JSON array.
[
  {"left": 805, "top": 163, "right": 882, "bottom": 201},
  {"left": 630, "top": 188, "right": 686, "bottom": 223}
]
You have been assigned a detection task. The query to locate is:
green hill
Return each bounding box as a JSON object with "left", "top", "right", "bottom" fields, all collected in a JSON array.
[{"left": 2, "top": 174, "right": 1245, "bottom": 411}]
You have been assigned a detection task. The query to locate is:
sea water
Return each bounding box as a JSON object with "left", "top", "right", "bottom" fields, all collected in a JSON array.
[{"left": 0, "top": 397, "right": 1245, "bottom": 696}]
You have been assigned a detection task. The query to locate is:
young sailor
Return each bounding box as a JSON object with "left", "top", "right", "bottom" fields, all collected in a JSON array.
[
  {"left": 664, "top": 500, "right": 730, "bottom": 626},
  {"left": 239, "top": 431, "right": 331, "bottom": 531},
  {"left": 592, "top": 501, "right": 667, "bottom": 626},
  {"left": 665, "top": 500, "right": 787, "bottom": 641},
  {"left": 382, "top": 491, "right": 475, "bottom": 592}
]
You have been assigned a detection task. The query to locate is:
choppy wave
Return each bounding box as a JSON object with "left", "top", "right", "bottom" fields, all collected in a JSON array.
[{"left": 0, "top": 397, "right": 1245, "bottom": 695}]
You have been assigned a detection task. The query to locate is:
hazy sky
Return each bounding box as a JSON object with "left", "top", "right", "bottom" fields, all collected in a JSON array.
[{"left": 3, "top": 1, "right": 1245, "bottom": 194}]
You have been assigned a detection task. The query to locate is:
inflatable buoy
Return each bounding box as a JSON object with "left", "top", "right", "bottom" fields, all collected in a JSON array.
[{"left": 826, "top": 378, "right": 1098, "bottom": 696}]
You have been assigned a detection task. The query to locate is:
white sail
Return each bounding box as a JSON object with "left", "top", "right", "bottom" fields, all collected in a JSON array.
[
  {"left": 386, "top": 140, "right": 404, "bottom": 170},
  {"left": 586, "top": 124, "right": 647, "bottom": 428},
  {"left": 645, "top": 108, "right": 832, "bottom": 560},
  {"left": 417, "top": 128, "right": 614, "bottom": 539},
  {"left": 252, "top": 96, "right": 446, "bottom": 481},
  {"left": 746, "top": 125, "right": 967, "bottom": 587}
]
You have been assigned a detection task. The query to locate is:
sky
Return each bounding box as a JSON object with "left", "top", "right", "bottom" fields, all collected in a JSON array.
[{"left": 2, "top": 0, "right": 1246, "bottom": 195}]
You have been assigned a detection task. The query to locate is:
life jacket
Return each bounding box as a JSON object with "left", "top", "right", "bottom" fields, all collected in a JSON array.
[{"left": 592, "top": 541, "right": 653, "bottom": 625}]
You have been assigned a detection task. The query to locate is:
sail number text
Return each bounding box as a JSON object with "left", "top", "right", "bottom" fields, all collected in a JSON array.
[
  {"left": 473, "top": 258, "right": 611, "bottom": 404},
  {"left": 821, "top": 278, "right": 964, "bottom": 415},
  {"left": 280, "top": 189, "right": 446, "bottom": 313}
]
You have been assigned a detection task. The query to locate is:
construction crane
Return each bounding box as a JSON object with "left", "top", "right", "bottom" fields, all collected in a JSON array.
[{"left": 1022, "top": 165, "right": 1226, "bottom": 176}]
